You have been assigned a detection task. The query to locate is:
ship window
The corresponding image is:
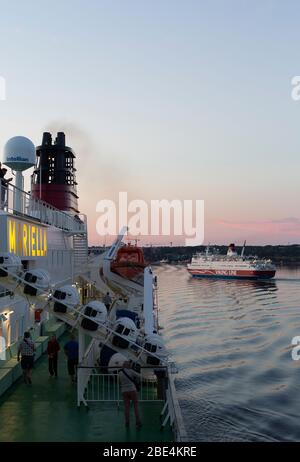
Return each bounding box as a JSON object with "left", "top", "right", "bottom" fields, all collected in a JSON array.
[
  {"left": 145, "top": 342, "right": 157, "bottom": 353},
  {"left": 65, "top": 157, "right": 74, "bottom": 168},
  {"left": 54, "top": 290, "right": 66, "bottom": 300},
  {"left": 24, "top": 273, "right": 37, "bottom": 283},
  {"left": 116, "top": 325, "right": 123, "bottom": 334},
  {"left": 116, "top": 325, "right": 130, "bottom": 336},
  {"left": 21, "top": 261, "right": 29, "bottom": 271},
  {"left": 84, "top": 307, "right": 97, "bottom": 318},
  {"left": 64, "top": 172, "right": 75, "bottom": 185}
]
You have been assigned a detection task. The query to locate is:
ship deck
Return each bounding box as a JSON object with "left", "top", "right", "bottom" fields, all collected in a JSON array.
[{"left": 0, "top": 334, "right": 173, "bottom": 443}]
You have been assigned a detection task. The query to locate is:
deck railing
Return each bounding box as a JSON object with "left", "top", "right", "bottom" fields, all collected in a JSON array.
[
  {"left": 77, "top": 359, "right": 189, "bottom": 441},
  {"left": 77, "top": 339, "right": 97, "bottom": 406},
  {"left": 162, "top": 366, "right": 189, "bottom": 442},
  {"left": 0, "top": 183, "right": 87, "bottom": 234},
  {"left": 77, "top": 365, "right": 165, "bottom": 406}
]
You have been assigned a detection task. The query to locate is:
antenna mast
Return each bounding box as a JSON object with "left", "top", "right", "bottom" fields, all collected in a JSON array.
[{"left": 241, "top": 240, "right": 246, "bottom": 258}]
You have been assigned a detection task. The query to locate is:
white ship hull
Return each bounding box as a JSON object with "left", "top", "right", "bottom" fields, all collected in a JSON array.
[
  {"left": 187, "top": 244, "right": 276, "bottom": 280},
  {"left": 187, "top": 267, "right": 276, "bottom": 279}
]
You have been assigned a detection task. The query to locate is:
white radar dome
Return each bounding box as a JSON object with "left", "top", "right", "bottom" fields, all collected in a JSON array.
[{"left": 3, "top": 136, "right": 36, "bottom": 171}]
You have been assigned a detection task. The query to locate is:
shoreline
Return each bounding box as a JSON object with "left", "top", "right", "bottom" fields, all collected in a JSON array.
[{"left": 89, "top": 245, "right": 300, "bottom": 267}]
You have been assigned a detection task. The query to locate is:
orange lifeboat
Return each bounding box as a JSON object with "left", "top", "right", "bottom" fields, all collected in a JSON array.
[{"left": 111, "top": 243, "right": 147, "bottom": 283}]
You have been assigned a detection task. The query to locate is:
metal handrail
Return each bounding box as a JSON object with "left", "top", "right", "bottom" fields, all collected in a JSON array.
[
  {"left": 77, "top": 366, "right": 168, "bottom": 369},
  {"left": 1, "top": 182, "right": 87, "bottom": 233},
  {"left": 76, "top": 361, "right": 188, "bottom": 439},
  {"left": 166, "top": 367, "right": 189, "bottom": 442},
  {"left": 78, "top": 367, "right": 166, "bottom": 404}
]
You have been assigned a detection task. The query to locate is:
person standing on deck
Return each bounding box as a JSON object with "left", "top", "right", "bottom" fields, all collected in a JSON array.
[
  {"left": 47, "top": 335, "right": 60, "bottom": 378},
  {"left": 17, "top": 332, "right": 36, "bottom": 385},
  {"left": 64, "top": 334, "right": 79, "bottom": 383},
  {"left": 0, "top": 164, "right": 12, "bottom": 208},
  {"left": 119, "top": 361, "right": 142, "bottom": 429},
  {"left": 102, "top": 292, "right": 112, "bottom": 311}
]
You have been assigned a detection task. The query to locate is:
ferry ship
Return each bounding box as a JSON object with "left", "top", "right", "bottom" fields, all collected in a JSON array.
[
  {"left": 187, "top": 243, "right": 276, "bottom": 279},
  {"left": 0, "top": 133, "right": 187, "bottom": 442}
]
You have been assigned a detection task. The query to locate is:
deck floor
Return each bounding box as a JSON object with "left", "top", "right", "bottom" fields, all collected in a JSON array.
[{"left": 0, "top": 335, "right": 173, "bottom": 442}]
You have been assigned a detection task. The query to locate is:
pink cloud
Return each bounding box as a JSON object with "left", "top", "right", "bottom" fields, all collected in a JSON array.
[
  {"left": 88, "top": 218, "right": 300, "bottom": 246},
  {"left": 218, "top": 217, "right": 300, "bottom": 236}
]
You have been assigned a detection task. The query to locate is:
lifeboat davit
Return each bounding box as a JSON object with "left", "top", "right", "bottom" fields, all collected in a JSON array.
[{"left": 110, "top": 244, "right": 147, "bottom": 283}]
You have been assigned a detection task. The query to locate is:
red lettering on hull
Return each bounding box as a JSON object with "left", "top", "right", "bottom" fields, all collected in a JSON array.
[{"left": 187, "top": 268, "right": 276, "bottom": 279}]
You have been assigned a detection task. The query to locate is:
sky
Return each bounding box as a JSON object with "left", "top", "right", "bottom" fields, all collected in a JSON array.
[{"left": 0, "top": 0, "right": 300, "bottom": 245}]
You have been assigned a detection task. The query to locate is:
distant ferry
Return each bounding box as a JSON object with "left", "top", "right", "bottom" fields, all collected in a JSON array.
[{"left": 187, "top": 243, "right": 276, "bottom": 279}]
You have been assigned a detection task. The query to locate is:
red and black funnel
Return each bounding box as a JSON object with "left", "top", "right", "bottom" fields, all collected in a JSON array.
[{"left": 31, "top": 132, "right": 79, "bottom": 214}]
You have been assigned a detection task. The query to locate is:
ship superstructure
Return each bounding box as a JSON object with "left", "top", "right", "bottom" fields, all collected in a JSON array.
[
  {"left": 187, "top": 243, "right": 276, "bottom": 279},
  {"left": 0, "top": 133, "right": 88, "bottom": 346},
  {"left": 0, "top": 132, "right": 187, "bottom": 442}
]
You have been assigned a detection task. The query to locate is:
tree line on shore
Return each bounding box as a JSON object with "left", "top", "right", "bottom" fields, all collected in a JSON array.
[{"left": 142, "top": 244, "right": 300, "bottom": 265}]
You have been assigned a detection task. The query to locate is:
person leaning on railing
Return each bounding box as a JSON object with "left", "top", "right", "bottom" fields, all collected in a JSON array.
[
  {"left": 118, "top": 361, "right": 142, "bottom": 429},
  {"left": 0, "top": 162, "right": 13, "bottom": 208}
]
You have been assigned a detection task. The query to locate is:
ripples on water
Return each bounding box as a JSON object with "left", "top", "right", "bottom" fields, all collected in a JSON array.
[{"left": 156, "top": 265, "right": 300, "bottom": 441}]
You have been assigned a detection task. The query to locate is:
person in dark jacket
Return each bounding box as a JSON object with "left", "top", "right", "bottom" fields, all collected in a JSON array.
[
  {"left": 47, "top": 335, "right": 60, "bottom": 378},
  {"left": 64, "top": 334, "right": 79, "bottom": 383},
  {"left": 17, "top": 331, "right": 36, "bottom": 385}
]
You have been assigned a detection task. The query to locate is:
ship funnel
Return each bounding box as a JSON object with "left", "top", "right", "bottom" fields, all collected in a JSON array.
[
  {"left": 42, "top": 132, "right": 52, "bottom": 146},
  {"left": 31, "top": 132, "right": 79, "bottom": 213},
  {"left": 55, "top": 132, "right": 65, "bottom": 147}
]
